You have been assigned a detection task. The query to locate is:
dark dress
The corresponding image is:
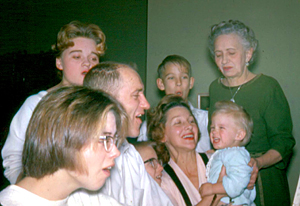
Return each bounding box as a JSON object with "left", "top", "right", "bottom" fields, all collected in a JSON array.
[{"left": 209, "top": 74, "right": 295, "bottom": 206}]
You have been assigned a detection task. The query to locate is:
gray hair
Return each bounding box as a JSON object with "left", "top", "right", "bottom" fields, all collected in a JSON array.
[{"left": 208, "top": 20, "right": 258, "bottom": 64}]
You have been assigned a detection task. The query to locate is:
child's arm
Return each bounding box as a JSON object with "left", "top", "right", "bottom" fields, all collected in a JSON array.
[{"left": 222, "top": 148, "right": 253, "bottom": 198}]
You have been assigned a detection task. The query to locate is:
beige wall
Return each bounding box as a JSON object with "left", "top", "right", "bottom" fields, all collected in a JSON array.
[{"left": 147, "top": 0, "right": 300, "bottom": 201}]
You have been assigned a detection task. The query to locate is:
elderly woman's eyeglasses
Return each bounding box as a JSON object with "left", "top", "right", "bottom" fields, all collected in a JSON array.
[
  {"left": 144, "top": 158, "right": 162, "bottom": 169},
  {"left": 99, "top": 135, "right": 118, "bottom": 152}
]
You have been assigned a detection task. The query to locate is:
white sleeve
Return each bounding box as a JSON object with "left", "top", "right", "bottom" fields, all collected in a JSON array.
[
  {"left": 193, "top": 109, "right": 212, "bottom": 153},
  {"left": 71, "top": 141, "right": 173, "bottom": 206},
  {"left": 1, "top": 91, "right": 46, "bottom": 184},
  {"left": 137, "top": 120, "right": 148, "bottom": 142}
]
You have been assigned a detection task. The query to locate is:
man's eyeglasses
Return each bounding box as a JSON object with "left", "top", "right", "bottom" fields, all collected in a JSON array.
[
  {"left": 144, "top": 158, "right": 163, "bottom": 169},
  {"left": 99, "top": 135, "right": 118, "bottom": 152}
]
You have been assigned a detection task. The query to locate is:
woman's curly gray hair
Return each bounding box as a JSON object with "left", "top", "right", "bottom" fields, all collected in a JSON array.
[{"left": 208, "top": 20, "right": 258, "bottom": 64}]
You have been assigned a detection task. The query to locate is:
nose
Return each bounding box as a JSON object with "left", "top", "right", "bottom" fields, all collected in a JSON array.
[
  {"left": 110, "top": 145, "right": 121, "bottom": 158},
  {"left": 210, "top": 128, "right": 218, "bottom": 136},
  {"left": 185, "top": 121, "right": 193, "bottom": 130},
  {"left": 157, "top": 162, "right": 164, "bottom": 173},
  {"left": 140, "top": 93, "right": 150, "bottom": 110},
  {"left": 176, "top": 78, "right": 182, "bottom": 86},
  {"left": 221, "top": 54, "right": 228, "bottom": 65},
  {"left": 82, "top": 57, "right": 91, "bottom": 68}
]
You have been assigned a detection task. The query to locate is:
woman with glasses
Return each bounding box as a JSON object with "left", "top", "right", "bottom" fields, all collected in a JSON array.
[
  {"left": 147, "top": 95, "right": 224, "bottom": 206},
  {"left": 133, "top": 141, "right": 163, "bottom": 186},
  {"left": 0, "top": 86, "right": 127, "bottom": 206}
]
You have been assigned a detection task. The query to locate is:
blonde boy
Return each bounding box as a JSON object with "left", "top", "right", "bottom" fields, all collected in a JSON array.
[{"left": 138, "top": 55, "right": 211, "bottom": 153}]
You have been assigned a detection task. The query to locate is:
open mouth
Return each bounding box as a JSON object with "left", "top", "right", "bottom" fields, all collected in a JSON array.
[
  {"left": 82, "top": 71, "right": 88, "bottom": 75},
  {"left": 175, "top": 91, "right": 182, "bottom": 96},
  {"left": 103, "top": 165, "right": 114, "bottom": 176},
  {"left": 222, "top": 66, "right": 232, "bottom": 71},
  {"left": 182, "top": 133, "right": 194, "bottom": 140},
  {"left": 212, "top": 137, "right": 220, "bottom": 144}
]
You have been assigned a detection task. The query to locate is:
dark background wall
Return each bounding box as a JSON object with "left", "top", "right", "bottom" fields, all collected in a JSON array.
[{"left": 0, "top": 0, "right": 147, "bottom": 187}]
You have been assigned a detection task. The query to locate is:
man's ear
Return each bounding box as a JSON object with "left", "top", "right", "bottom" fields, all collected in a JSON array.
[
  {"left": 235, "top": 129, "right": 246, "bottom": 141},
  {"left": 156, "top": 78, "right": 165, "bottom": 91},
  {"left": 189, "top": 77, "right": 195, "bottom": 89},
  {"left": 56, "top": 58, "right": 63, "bottom": 71}
]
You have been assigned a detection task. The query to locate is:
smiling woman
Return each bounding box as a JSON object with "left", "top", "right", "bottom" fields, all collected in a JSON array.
[
  {"left": 147, "top": 95, "right": 214, "bottom": 205},
  {"left": 0, "top": 86, "right": 127, "bottom": 205}
]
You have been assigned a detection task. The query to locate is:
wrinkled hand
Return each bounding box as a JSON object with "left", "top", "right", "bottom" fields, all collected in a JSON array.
[
  {"left": 199, "top": 182, "right": 213, "bottom": 197},
  {"left": 247, "top": 158, "right": 259, "bottom": 190}
]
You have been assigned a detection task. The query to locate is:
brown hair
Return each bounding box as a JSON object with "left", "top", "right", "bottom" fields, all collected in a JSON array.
[
  {"left": 22, "top": 86, "right": 127, "bottom": 178},
  {"left": 147, "top": 94, "right": 199, "bottom": 164},
  {"left": 157, "top": 54, "right": 192, "bottom": 78},
  {"left": 52, "top": 20, "right": 106, "bottom": 58}
]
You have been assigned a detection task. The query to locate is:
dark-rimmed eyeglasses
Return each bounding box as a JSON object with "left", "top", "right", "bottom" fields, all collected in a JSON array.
[
  {"left": 144, "top": 158, "right": 162, "bottom": 169},
  {"left": 99, "top": 135, "right": 118, "bottom": 152}
]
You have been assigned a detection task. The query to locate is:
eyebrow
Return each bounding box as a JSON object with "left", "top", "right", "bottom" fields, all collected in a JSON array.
[
  {"left": 69, "top": 50, "right": 98, "bottom": 56},
  {"left": 144, "top": 157, "right": 156, "bottom": 164}
]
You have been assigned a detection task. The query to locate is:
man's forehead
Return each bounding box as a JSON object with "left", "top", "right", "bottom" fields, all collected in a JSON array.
[{"left": 118, "top": 67, "right": 144, "bottom": 91}]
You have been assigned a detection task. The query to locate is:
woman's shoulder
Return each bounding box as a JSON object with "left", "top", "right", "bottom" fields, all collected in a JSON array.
[
  {"left": 209, "top": 77, "right": 221, "bottom": 87},
  {"left": 255, "top": 73, "right": 281, "bottom": 86},
  {"left": 23, "top": 90, "right": 48, "bottom": 105}
]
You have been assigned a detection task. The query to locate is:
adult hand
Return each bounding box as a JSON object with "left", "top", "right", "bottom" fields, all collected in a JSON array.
[
  {"left": 247, "top": 158, "right": 259, "bottom": 190},
  {"left": 199, "top": 183, "right": 213, "bottom": 197}
]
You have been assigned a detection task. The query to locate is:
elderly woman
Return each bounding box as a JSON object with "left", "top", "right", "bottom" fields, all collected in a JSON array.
[
  {"left": 208, "top": 20, "right": 295, "bottom": 206},
  {"left": 0, "top": 86, "right": 127, "bottom": 205},
  {"left": 148, "top": 95, "right": 224, "bottom": 206}
]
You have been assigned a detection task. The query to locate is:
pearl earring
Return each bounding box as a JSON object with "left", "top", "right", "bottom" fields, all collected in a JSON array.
[{"left": 246, "top": 62, "right": 249, "bottom": 67}]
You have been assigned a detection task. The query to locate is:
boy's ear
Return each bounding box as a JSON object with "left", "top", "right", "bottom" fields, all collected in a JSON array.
[
  {"left": 56, "top": 58, "right": 63, "bottom": 71},
  {"left": 156, "top": 78, "right": 165, "bottom": 91},
  {"left": 189, "top": 77, "right": 195, "bottom": 89},
  {"left": 235, "top": 129, "right": 246, "bottom": 141}
]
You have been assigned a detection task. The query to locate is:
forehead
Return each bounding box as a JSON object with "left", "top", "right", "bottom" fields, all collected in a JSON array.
[
  {"left": 140, "top": 146, "right": 157, "bottom": 159},
  {"left": 102, "top": 111, "right": 117, "bottom": 132},
  {"left": 167, "top": 106, "right": 191, "bottom": 119},
  {"left": 118, "top": 67, "right": 144, "bottom": 91},
  {"left": 214, "top": 33, "right": 244, "bottom": 50},
  {"left": 163, "top": 63, "right": 189, "bottom": 76},
  {"left": 212, "top": 112, "right": 237, "bottom": 124}
]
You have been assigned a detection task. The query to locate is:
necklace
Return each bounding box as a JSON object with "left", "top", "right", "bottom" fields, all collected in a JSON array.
[
  {"left": 229, "top": 84, "right": 242, "bottom": 103},
  {"left": 223, "top": 76, "right": 247, "bottom": 103}
]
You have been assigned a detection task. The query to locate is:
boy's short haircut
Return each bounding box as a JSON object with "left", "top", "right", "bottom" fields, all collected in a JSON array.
[
  {"left": 157, "top": 55, "right": 192, "bottom": 78},
  {"left": 212, "top": 100, "right": 253, "bottom": 146}
]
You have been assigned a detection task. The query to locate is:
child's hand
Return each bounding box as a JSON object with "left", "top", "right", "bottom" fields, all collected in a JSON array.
[{"left": 199, "top": 182, "right": 213, "bottom": 197}]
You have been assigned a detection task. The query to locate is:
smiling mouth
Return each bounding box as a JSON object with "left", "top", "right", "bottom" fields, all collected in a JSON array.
[
  {"left": 212, "top": 137, "right": 220, "bottom": 144},
  {"left": 182, "top": 134, "right": 194, "bottom": 140}
]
